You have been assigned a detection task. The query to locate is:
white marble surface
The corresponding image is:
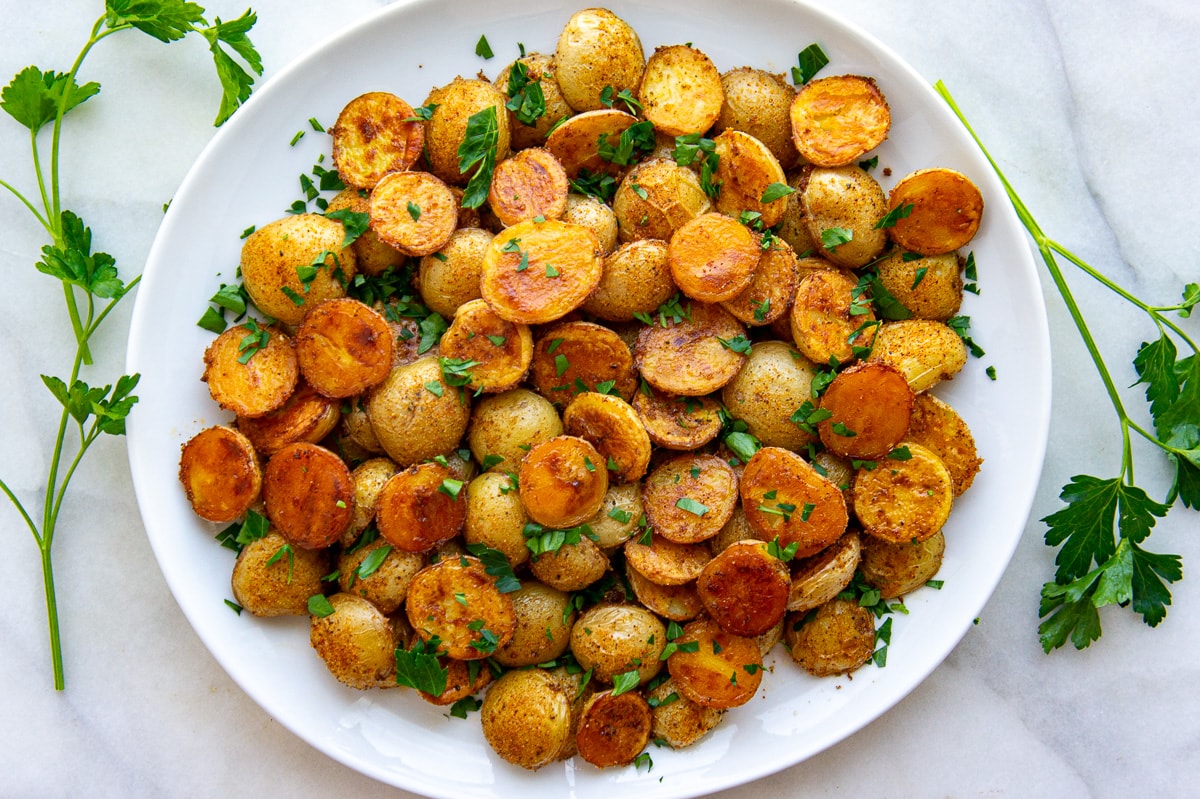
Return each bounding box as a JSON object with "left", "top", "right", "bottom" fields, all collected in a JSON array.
[{"left": 2, "top": 1, "right": 1197, "bottom": 796}]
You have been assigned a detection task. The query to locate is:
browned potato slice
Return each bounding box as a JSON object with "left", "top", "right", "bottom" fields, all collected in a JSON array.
[
  {"left": 555, "top": 8, "right": 645, "bottom": 112},
  {"left": 563, "top": 392, "right": 651, "bottom": 483},
  {"left": 861, "top": 529, "right": 946, "bottom": 599},
  {"left": 799, "top": 165, "right": 889, "bottom": 269},
  {"left": 639, "top": 44, "right": 723, "bottom": 137},
  {"left": 612, "top": 158, "right": 712, "bottom": 244},
  {"left": 294, "top": 298, "right": 394, "bottom": 398},
  {"left": 739, "top": 446, "right": 848, "bottom": 559},
  {"left": 493, "top": 53, "right": 575, "bottom": 150},
  {"left": 487, "top": 147, "right": 570, "bottom": 226},
  {"left": 642, "top": 453, "right": 738, "bottom": 544},
  {"left": 648, "top": 676, "right": 724, "bottom": 749},
  {"left": 376, "top": 461, "right": 466, "bottom": 553},
  {"left": 713, "top": 130, "right": 789, "bottom": 227},
  {"left": 365, "top": 355, "right": 471, "bottom": 467},
  {"left": 817, "top": 361, "right": 914, "bottom": 460},
  {"left": 418, "top": 655, "right": 494, "bottom": 706},
  {"left": 529, "top": 320, "right": 638, "bottom": 405},
  {"left": 788, "top": 531, "right": 861, "bottom": 613},
  {"left": 492, "top": 581, "right": 575, "bottom": 668},
  {"left": 437, "top": 298, "right": 533, "bottom": 394},
  {"left": 789, "top": 268, "right": 876, "bottom": 366},
  {"left": 632, "top": 387, "right": 722, "bottom": 451},
  {"left": 887, "top": 168, "right": 984, "bottom": 255},
  {"left": 867, "top": 318, "right": 968, "bottom": 392},
  {"left": 330, "top": 91, "right": 425, "bottom": 189},
  {"left": 325, "top": 188, "right": 406, "bottom": 277},
  {"left": 417, "top": 227, "right": 493, "bottom": 318},
  {"left": 178, "top": 425, "right": 261, "bottom": 523},
  {"left": 405, "top": 556, "right": 517, "bottom": 660},
  {"left": 464, "top": 471, "right": 530, "bottom": 568},
  {"left": 907, "top": 392, "right": 982, "bottom": 496},
  {"left": 715, "top": 67, "right": 799, "bottom": 170},
  {"left": 235, "top": 380, "right": 339, "bottom": 457},
  {"left": 570, "top": 603, "right": 666, "bottom": 685},
  {"left": 479, "top": 219, "right": 603, "bottom": 324},
  {"left": 696, "top": 539, "right": 791, "bottom": 636},
  {"left": 626, "top": 559, "right": 703, "bottom": 622},
  {"left": 585, "top": 482, "right": 644, "bottom": 549},
  {"left": 873, "top": 249, "right": 963, "bottom": 321},
  {"left": 563, "top": 192, "right": 618, "bottom": 254},
  {"left": 852, "top": 441, "right": 953, "bottom": 543},
  {"left": 720, "top": 240, "right": 798, "bottom": 326},
  {"left": 529, "top": 535, "right": 609, "bottom": 591},
  {"left": 231, "top": 531, "right": 328, "bottom": 616},
  {"left": 583, "top": 238, "right": 677, "bottom": 322},
  {"left": 667, "top": 617, "right": 763, "bottom": 709},
  {"left": 481, "top": 668, "right": 574, "bottom": 770},
  {"left": 721, "top": 340, "right": 817, "bottom": 451},
  {"left": 240, "top": 214, "right": 355, "bottom": 326},
  {"left": 423, "top": 77, "right": 511, "bottom": 186},
  {"left": 468, "top": 388, "right": 563, "bottom": 474},
  {"left": 784, "top": 597, "right": 875, "bottom": 677},
  {"left": 789, "top": 74, "right": 890, "bottom": 167},
  {"left": 519, "top": 435, "right": 609, "bottom": 528},
  {"left": 624, "top": 533, "right": 711, "bottom": 586},
  {"left": 337, "top": 537, "right": 425, "bottom": 615},
  {"left": 202, "top": 323, "right": 299, "bottom": 418},
  {"left": 575, "top": 689, "right": 653, "bottom": 769},
  {"left": 369, "top": 170, "right": 458, "bottom": 257},
  {"left": 310, "top": 593, "right": 399, "bottom": 689},
  {"left": 635, "top": 301, "right": 748, "bottom": 396},
  {"left": 545, "top": 108, "right": 638, "bottom": 177},
  {"left": 667, "top": 213, "right": 761, "bottom": 303},
  {"left": 262, "top": 442, "right": 354, "bottom": 550}
]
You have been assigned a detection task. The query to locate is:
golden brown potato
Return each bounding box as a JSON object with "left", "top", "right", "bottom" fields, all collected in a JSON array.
[
  {"left": 487, "top": 147, "right": 571, "bottom": 226},
  {"left": 337, "top": 537, "right": 425, "bottom": 615},
  {"left": 369, "top": 170, "right": 459, "bottom": 257},
  {"left": 817, "top": 360, "right": 915, "bottom": 460},
  {"left": 464, "top": 471, "right": 530, "bottom": 568},
  {"left": 639, "top": 44, "right": 723, "bottom": 137},
  {"left": 262, "top": 442, "right": 354, "bottom": 550},
  {"left": 493, "top": 53, "right": 575, "bottom": 150},
  {"left": 739, "top": 446, "right": 848, "bottom": 559},
  {"left": 519, "top": 435, "right": 609, "bottom": 528},
  {"left": 776, "top": 171, "right": 818, "bottom": 256},
  {"left": 867, "top": 319, "right": 968, "bottom": 393},
  {"left": 418, "top": 656, "right": 494, "bottom": 707},
  {"left": 631, "top": 388, "right": 722, "bottom": 452},
  {"left": 635, "top": 301, "right": 749, "bottom": 396},
  {"left": 417, "top": 227, "right": 493, "bottom": 318},
  {"left": 715, "top": 67, "right": 799, "bottom": 170},
  {"left": 544, "top": 108, "right": 639, "bottom": 178},
  {"left": 481, "top": 668, "right": 574, "bottom": 770},
  {"left": 713, "top": 129, "right": 789, "bottom": 227},
  {"left": 667, "top": 617, "right": 762, "bottom": 709},
  {"left": 423, "top": 77, "right": 511, "bottom": 186},
  {"left": 789, "top": 74, "right": 890, "bottom": 167},
  {"left": 343, "top": 457, "right": 397, "bottom": 542},
  {"left": 365, "top": 355, "right": 472, "bottom": 467},
  {"left": 575, "top": 689, "right": 653, "bottom": 768},
  {"left": 404, "top": 556, "right": 516, "bottom": 660},
  {"left": 721, "top": 340, "right": 817, "bottom": 450},
  {"left": 625, "top": 533, "right": 711, "bottom": 586},
  {"left": 906, "top": 392, "right": 982, "bottom": 496},
  {"left": 240, "top": 214, "right": 355, "bottom": 326},
  {"left": 642, "top": 453, "right": 739, "bottom": 544},
  {"left": 625, "top": 559, "right": 703, "bottom": 622},
  {"left": 860, "top": 530, "right": 946, "bottom": 599},
  {"left": 562, "top": 192, "right": 619, "bottom": 254},
  {"left": 555, "top": 8, "right": 645, "bottom": 112},
  {"left": 667, "top": 212, "right": 761, "bottom": 303},
  {"left": 325, "top": 188, "right": 406, "bottom": 277},
  {"left": 492, "top": 581, "right": 575, "bottom": 668},
  {"left": 720, "top": 240, "right": 799, "bottom": 327},
  {"left": 852, "top": 441, "right": 953, "bottom": 543},
  {"left": 785, "top": 598, "right": 875, "bottom": 677},
  {"left": 707, "top": 505, "right": 764, "bottom": 554},
  {"left": 294, "top": 298, "right": 394, "bottom": 398},
  {"left": 202, "top": 323, "right": 299, "bottom": 418},
  {"left": 570, "top": 603, "right": 666, "bottom": 685},
  {"left": 583, "top": 238, "right": 677, "bottom": 322},
  {"left": 529, "top": 320, "right": 639, "bottom": 405},
  {"left": 789, "top": 268, "right": 876, "bottom": 366},
  {"left": 788, "top": 531, "right": 861, "bottom": 613},
  {"left": 330, "top": 91, "right": 425, "bottom": 189},
  {"left": 235, "top": 381, "right": 340, "bottom": 457},
  {"left": 179, "top": 425, "right": 261, "bottom": 523},
  {"left": 309, "top": 593, "right": 399, "bottom": 689},
  {"left": 375, "top": 461, "right": 466, "bottom": 553},
  {"left": 562, "top": 392, "right": 651, "bottom": 483},
  {"left": 231, "top": 531, "right": 328, "bottom": 616},
  {"left": 479, "top": 218, "right": 603, "bottom": 324},
  {"left": 437, "top": 298, "right": 534, "bottom": 393},
  {"left": 799, "top": 165, "right": 889, "bottom": 269},
  {"left": 887, "top": 168, "right": 984, "bottom": 255},
  {"left": 873, "top": 249, "right": 963, "bottom": 321},
  {"left": 467, "top": 388, "right": 563, "bottom": 473},
  {"left": 696, "top": 539, "right": 791, "bottom": 637},
  {"left": 649, "top": 676, "right": 724, "bottom": 749},
  {"left": 612, "top": 158, "right": 712, "bottom": 245},
  {"left": 529, "top": 534, "right": 609, "bottom": 591}
]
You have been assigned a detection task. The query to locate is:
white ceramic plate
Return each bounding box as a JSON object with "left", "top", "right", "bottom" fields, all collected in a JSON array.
[{"left": 126, "top": 1, "right": 1051, "bottom": 796}]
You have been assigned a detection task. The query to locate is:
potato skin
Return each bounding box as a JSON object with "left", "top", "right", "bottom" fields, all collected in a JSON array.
[
  {"left": 309, "top": 593, "right": 399, "bottom": 689},
  {"left": 365, "top": 355, "right": 472, "bottom": 467},
  {"left": 481, "top": 668, "right": 574, "bottom": 770},
  {"left": 337, "top": 537, "right": 425, "bottom": 615},
  {"left": 583, "top": 238, "right": 677, "bottom": 322},
  {"left": 867, "top": 319, "right": 968, "bottom": 393},
  {"left": 555, "top": 8, "right": 645, "bottom": 112},
  {"left": 417, "top": 227, "right": 493, "bottom": 318},
  {"left": 799, "top": 165, "right": 889, "bottom": 269},
  {"left": 464, "top": 471, "right": 530, "bottom": 568},
  {"left": 240, "top": 214, "right": 355, "bottom": 327},
  {"left": 493, "top": 53, "right": 574, "bottom": 150},
  {"left": 468, "top": 388, "right": 563, "bottom": 474},
  {"left": 570, "top": 603, "right": 666, "bottom": 686},
  {"left": 423, "top": 78, "right": 511, "bottom": 186},
  {"left": 235, "top": 381, "right": 340, "bottom": 457},
  {"left": 721, "top": 340, "right": 816, "bottom": 450},
  {"left": 232, "top": 531, "right": 328, "bottom": 616},
  {"left": 715, "top": 67, "right": 799, "bottom": 170},
  {"left": 785, "top": 598, "right": 875, "bottom": 677},
  {"left": 492, "top": 581, "right": 575, "bottom": 668}
]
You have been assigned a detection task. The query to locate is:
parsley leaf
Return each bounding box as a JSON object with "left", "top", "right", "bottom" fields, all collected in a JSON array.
[{"left": 458, "top": 106, "right": 499, "bottom": 209}]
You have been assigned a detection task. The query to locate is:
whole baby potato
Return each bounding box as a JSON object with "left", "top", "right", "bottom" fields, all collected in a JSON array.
[
  {"left": 570, "top": 603, "right": 666, "bottom": 686},
  {"left": 231, "top": 531, "right": 329, "bottom": 616},
  {"left": 365, "top": 355, "right": 471, "bottom": 467},
  {"left": 240, "top": 214, "right": 356, "bottom": 326},
  {"left": 555, "top": 8, "right": 645, "bottom": 111}
]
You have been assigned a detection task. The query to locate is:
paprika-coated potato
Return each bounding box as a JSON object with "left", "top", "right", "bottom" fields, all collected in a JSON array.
[
  {"left": 179, "top": 425, "right": 261, "bottom": 523},
  {"left": 239, "top": 214, "right": 356, "bottom": 326},
  {"left": 232, "top": 530, "right": 328, "bottom": 616}
]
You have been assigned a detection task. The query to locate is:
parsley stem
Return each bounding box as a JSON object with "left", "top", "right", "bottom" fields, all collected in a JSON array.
[
  {"left": 41, "top": 547, "right": 64, "bottom": 689},
  {"left": 0, "top": 177, "right": 52, "bottom": 233},
  {"left": 0, "top": 477, "right": 40, "bottom": 542}
]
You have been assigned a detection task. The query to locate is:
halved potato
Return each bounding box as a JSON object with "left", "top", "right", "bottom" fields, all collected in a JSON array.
[
  {"left": 867, "top": 318, "right": 968, "bottom": 392},
  {"left": 232, "top": 530, "right": 328, "bottom": 616},
  {"left": 437, "top": 298, "right": 534, "bottom": 394},
  {"left": 330, "top": 91, "right": 425, "bottom": 189},
  {"left": 666, "top": 617, "right": 763, "bottom": 709},
  {"left": 492, "top": 580, "right": 575, "bottom": 668},
  {"left": 487, "top": 147, "right": 571, "bottom": 226},
  {"left": 906, "top": 392, "right": 983, "bottom": 496},
  {"left": 337, "top": 537, "right": 425, "bottom": 615},
  {"left": 575, "top": 689, "right": 653, "bottom": 769},
  {"left": 240, "top": 214, "right": 355, "bottom": 326},
  {"left": 481, "top": 668, "right": 574, "bottom": 770},
  {"left": 720, "top": 340, "right": 817, "bottom": 451},
  {"left": 202, "top": 323, "right": 299, "bottom": 418},
  {"left": 817, "top": 360, "right": 914, "bottom": 460},
  {"left": 624, "top": 533, "right": 711, "bottom": 586},
  {"left": 376, "top": 461, "right": 467, "bottom": 553},
  {"left": 799, "top": 165, "right": 889, "bottom": 269},
  {"left": 262, "top": 442, "right": 354, "bottom": 549},
  {"left": 467, "top": 388, "right": 563, "bottom": 474},
  {"left": 887, "top": 168, "right": 984, "bottom": 255},
  {"left": 325, "top": 188, "right": 406, "bottom": 277},
  {"left": 789, "top": 268, "right": 876, "bottom": 366},
  {"left": 642, "top": 453, "right": 739, "bottom": 544},
  {"left": 563, "top": 192, "right": 619, "bottom": 254},
  {"left": 555, "top": 8, "right": 645, "bottom": 112},
  {"left": 464, "top": 471, "right": 530, "bottom": 568},
  {"left": 873, "top": 249, "right": 963, "bottom": 321},
  {"left": 639, "top": 44, "right": 723, "bottom": 137},
  {"left": 369, "top": 170, "right": 458, "bottom": 257},
  {"left": 529, "top": 534, "right": 609, "bottom": 592},
  {"left": 294, "top": 297, "right": 394, "bottom": 398},
  {"left": 178, "top": 425, "right": 261, "bottom": 523},
  {"left": 720, "top": 239, "right": 798, "bottom": 326},
  {"left": 789, "top": 74, "right": 890, "bottom": 167},
  {"left": 634, "top": 301, "right": 748, "bottom": 396},
  {"left": 479, "top": 219, "right": 603, "bottom": 324},
  {"left": 712, "top": 129, "right": 789, "bottom": 227},
  {"left": 423, "top": 77, "right": 511, "bottom": 186},
  {"left": 529, "top": 320, "right": 639, "bottom": 406},
  {"left": 345, "top": 457, "right": 398, "bottom": 543},
  {"left": 739, "top": 446, "right": 848, "bottom": 559},
  {"left": 612, "top": 158, "right": 712, "bottom": 244},
  {"left": 235, "top": 380, "right": 340, "bottom": 457},
  {"left": 860, "top": 529, "right": 946, "bottom": 599},
  {"left": 626, "top": 559, "right": 703, "bottom": 621},
  {"left": 852, "top": 441, "right": 953, "bottom": 543},
  {"left": 417, "top": 227, "right": 493, "bottom": 319},
  {"left": 583, "top": 238, "right": 677, "bottom": 322},
  {"left": 585, "top": 483, "right": 645, "bottom": 549},
  {"left": 545, "top": 108, "right": 638, "bottom": 177},
  {"left": 570, "top": 603, "right": 666, "bottom": 685},
  {"left": 365, "top": 355, "right": 471, "bottom": 467},
  {"left": 784, "top": 597, "right": 875, "bottom": 677},
  {"left": 493, "top": 53, "right": 575, "bottom": 150},
  {"left": 715, "top": 67, "right": 799, "bottom": 170},
  {"left": 788, "top": 530, "right": 861, "bottom": 613},
  {"left": 696, "top": 539, "right": 791, "bottom": 637},
  {"left": 519, "top": 435, "right": 609, "bottom": 528},
  {"left": 667, "top": 212, "right": 761, "bottom": 303},
  {"left": 310, "top": 593, "right": 399, "bottom": 689},
  {"left": 632, "top": 387, "right": 723, "bottom": 451},
  {"left": 562, "top": 392, "right": 651, "bottom": 483},
  {"left": 404, "top": 556, "right": 517, "bottom": 660}
]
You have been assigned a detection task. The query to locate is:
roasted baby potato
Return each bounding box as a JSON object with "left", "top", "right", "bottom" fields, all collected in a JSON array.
[
  {"left": 721, "top": 340, "right": 817, "bottom": 451},
  {"left": 545, "top": 108, "right": 639, "bottom": 177},
  {"left": 467, "top": 387, "right": 563, "bottom": 473},
  {"left": 570, "top": 602, "right": 665, "bottom": 685},
  {"left": 262, "top": 442, "right": 354, "bottom": 550},
  {"left": 785, "top": 597, "right": 875, "bottom": 677},
  {"left": 635, "top": 301, "right": 749, "bottom": 396},
  {"left": 625, "top": 533, "right": 711, "bottom": 586},
  {"left": 493, "top": 580, "right": 576, "bottom": 667},
  {"left": 873, "top": 248, "right": 964, "bottom": 321},
  {"left": 638, "top": 44, "right": 723, "bottom": 137},
  {"left": 715, "top": 66, "right": 799, "bottom": 170},
  {"left": 529, "top": 320, "right": 639, "bottom": 405},
  {"left": 437, "top": 298, "right": 534, "bottom": 394},
  {"left": 667, "top": 212, "right": 761, "bottom": 303},
  {"left": 376, "top": 461, "right": 466, "bottom": 553},
  {"left": 487, "top": 147, "right": 571, "bottom": 226},
  {"left": 860, "top": 530, "right": 946, "bottom": 599},
  {"left": 798, "top": 165, "right": 889, "bottom": 269},
  {"left": 179, "top": 425, "right": 262, "bottom": 523},
  {"left": 554, "top": 8, "right": 645, "bottom": 112},
  {"left": 235, "top": 381, "right": 340, "bottom": 457},
  {"left": 817, "top": 360, "right": 915, "bottom": 460},
  {"left": 202, "top": 323, "right": 298, "bottom": 418},
  {"left": 422, "top": 77, "right": 511, "bottom": 186},
  {"left": 867, "top": 318, "right": 968, "bottom": 393},
  {"left": 294, "top": 298, "right": 394, "bottom": 398},
  {"left": 404, "top": 556, "right": 517, "bottom": 660},
  {"left": 696, "top": 539, "right": 791, "bottom": 637},
  {"left": 479, "top": 218, "right": 604, "bottom": 324},
  {"left": 309, "top": 592, "right": 399, "bottom": 689},
  {"left": 464, "top": 471, "right": 531, "bottom": 568},
  {"left": 417, "top": 227, "right": 493, "bottom": 318},
  {"left": 232, "top": 530, "right": 328, "bottom": 616},
  {"left": 906, "top": 392, "right": 983, "bottom": 496},
  {"left": 852, "top": 441, "right": 953, "bottom": 543},
  {"left": 632, "top": 387, "right": 723, "bottom": 451},
  {"left": 365, "top": 355, "right": 472, "bottom": 467},
  {"left": 789, "top": 74, "right": 890, "bottom": 167},
  {"left": 519, "top": 435, "right": 610, "bottom": 528},
  {"left": 240, "top": 214, "right": 355, "bottom": 326},
  {"left": 529, "top": 534, "right": 610, "bottom": 592},
  {"left": 712, "top": 129, "right": 789, "bottom": 227},
  {"left": 330, "top": 91, "right": 425, "bottom": 189},
  {"left": 720, "top": 239, "right": 798, "bottom": 327},
  {"left": 575, "top": 689, "right": 653, "bottom": 768},
  {"left": 886, "top": 168, "right": 984, "bottom": 255},
  {"left": 788, "top": 531, "right": 861, "bottom": 613},
  {"left": 369, "top": 170, "right": 459, "bottom": 257},
  {"left": 562, "top": 192, "right": 619, "bottom": 254},
  {"left": 739, "top": 446, "right": 848, "bottom": 559},
  {"left": 613, "top": 158, "right": 712, "bottom": 244},
  {"left": 789, "top": 268, "right": 876, "bottom": 366},
  {"left": 642, "top": 453, "right": 739, "bottom": 544},
  {"left": 583, "top": 238, "right": 677, "bottom": 322},
  {"left": 667, "top": 617, "right": 763, "bottom": 709},
  {"left": 493, "top": 53, "right": 575, "bottom": 150},
  {"left": 562, "top": 392, "right": 651, "bottom": 483},
  {"left": 481, "top": 668, "right": 574, "bottom": 770},
  {"left": 337, "top": 536, "right": 426, "bottom": 615}
]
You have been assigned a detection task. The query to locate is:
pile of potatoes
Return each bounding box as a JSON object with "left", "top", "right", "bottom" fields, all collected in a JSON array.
[{"left": 177, "top": 6, "right": 985, "bottom": 772}]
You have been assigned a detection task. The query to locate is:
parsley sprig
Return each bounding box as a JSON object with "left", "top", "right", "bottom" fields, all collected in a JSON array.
[
  {"left": 936, "top": 82, "right": 1199, "bottom": 651},
  {"left": 0, "top": 0, "right": 262, "bottom": 691}
]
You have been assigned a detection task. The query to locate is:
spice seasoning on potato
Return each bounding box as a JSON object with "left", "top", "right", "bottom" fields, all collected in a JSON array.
[
  {"left": 404, "top": 556, "right": 517, "bottom": 661},
  {"left": 178, "top": 425, "right": 262, "bottom": 523},
  {"left": 294, "top": 297, "right": 395, "bottom": 398},
  {"left": 202, "top": 322, "right": 299, "bottom": 418},
  {"left": 739, "top": 446, "right": 848, "bottom": 559},
  {"left": 789, "top": 74, "right": 890, "bottom": 167},
  {"left": 667, "top": 212, "right": 761, "bottom": 303},
  {"left": 330, "top": 91, "right": 425, "bottom": 189},
  {"left": 239, "top": 214, "right": 356, "bottom": 326},
  {"left": 886, "top": 167, "right": 984, "bottom": 255},
  {"left": 817, "top": 360, "right": 915, "bottom": 460},
  {"left": 519, "top": 435, "right": 609, "bottom": 528},
  {"left": 480, "top": 218, "right": 603, "bottom": 325},
  {"left": 376, "top": 461, "right": 467, "bottom": 553},
  {"left": 262, "top": 442, "right": 354, "bottom": 549},
  {"left": 235, "top": 381, "right": 340, "bottom": 457},
  {"left": 635, "top": 300, "right": 749, "bottom": 396},
  {"left": 852, "top": 441, "right": 954, "bottom": 543}
]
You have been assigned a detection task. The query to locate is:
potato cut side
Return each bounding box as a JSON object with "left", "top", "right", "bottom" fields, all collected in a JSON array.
[
  {"left": 481, "top": 669, "right": 574, "bottom": 770},
  {"left": 713, "top": 129, "right": 789, "bottom": 228},
  {"left": 294, "top": 297, "right": 394, "bottom": 398},
  {"left": 240, "top": 214, "right": 355, "bottom": 326},
  {"left": 739, "top": 446, "right": 848, "bottom": 559},
  {"left": 178, "top": 425, "right": 261, "bottom": 523},
  {"left": 437, "top": 298, "right": 534, "bottom": 394},
  {"left": 575, "top": 690, "right": 653, "bottom": 769},
  {"left": 860, "top": 530, "right": 946, "bottom": 599},
  {"left": 325, "top": 188, "right": 406, "bottom": 277},
  {"left": 632, "top": 387, "right": 723, "bottom": 451},
  {"left": 584, "top": 238, "right": 677, "bottom": 322},
  {"left": 667, "top": 617, "right": 763, "bottom": 709},
  {"left": 487, "top": 147, "right": 570, "bottom": 226},
  {"left": 202, "top": 323, "right": 299, "bottom": 419},
  {"left": 519, "top": 435, "right": 610, "bottom": 528},
  {"left": 624, "top": 533, "right": 712, "bottom": 586},
  {"left": 667, "top": 213, "right": 761, "bottom": 303},
  {"left": 330, "top": 91, "right": 425, "bottom": 189},
  {"left": 376, "top": 461, "right": 467, "bottom": 553},
  {"left": 788, "top": 531, "right": 861, "bottom": 613},
  {"left": 404, "top": 556, "right": 517, "bottom": 660},
  {"left": 887, "top": 168, "right": 984, "bottom": 255},
  {"left": 529, "top": 320, "right": 638, "bottom": 406},
  {"left": 817, "top": 361, "right": 915, "bottom": 460},
  {"left": 235, "top": 380, "right": 340, "bottom": 457},
  {"left": 563, "top": 392, "right": 651, "bottom": 483},
  {"left": 642, "top": 453, "right": 739, "bottom": 544},
  {"left": 720, "top": 240, "right": 798, "bottom": 326},
  {"left": 345, "top": 458, "right": 398, "bottom": 543},
  {"left": 635, "top": 300, "right": 748, "bottom": 396},
  {"left": 369, "top": 170, "right": 458, "bottom": 256},
  {"left": 365, "top": 355, "right": 471, "bottom": 467},
  {"left": 262, "top": 442, "right": 354, "bottom": 549},
  {"left": 785, "top": 598, "right": 875, "bottom": 677},
  {"left": 639, "top": 44, "right": 724, "bottom": 137},
  {"left": 789, "top": 268, "right": 876, "bottom": 366},
  {"left": 789, "top": 74, "right": 890, "bottom": 167},
  {"left": 867, "top": 318, "right": 968, "bottom": 393},
  {"left": 418, "top": 655, "right": 494, "bottom": 706},
  {"left": 696, "top": 539, "right": 791, "bottom": 637},
  {"left": 555, "top": 8, "right": 645, "bottom": 112},
  {"left": 480, "top": 219, "right": 603, "bottom": 325},
  {"left": 613, "top": 158, "right": 712, "bottom": 245},
  {"left": 626, "top": 559, "right": 703, "bottom": 622},
  {"left": 906, "top": 392, "right": 983, "bottom": 496},
  {"left": 852, "top": 441, "right": 953, "bottom": 543},
  {"left": 545, "top": 108, "right": 639, "bottom": 177}
]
